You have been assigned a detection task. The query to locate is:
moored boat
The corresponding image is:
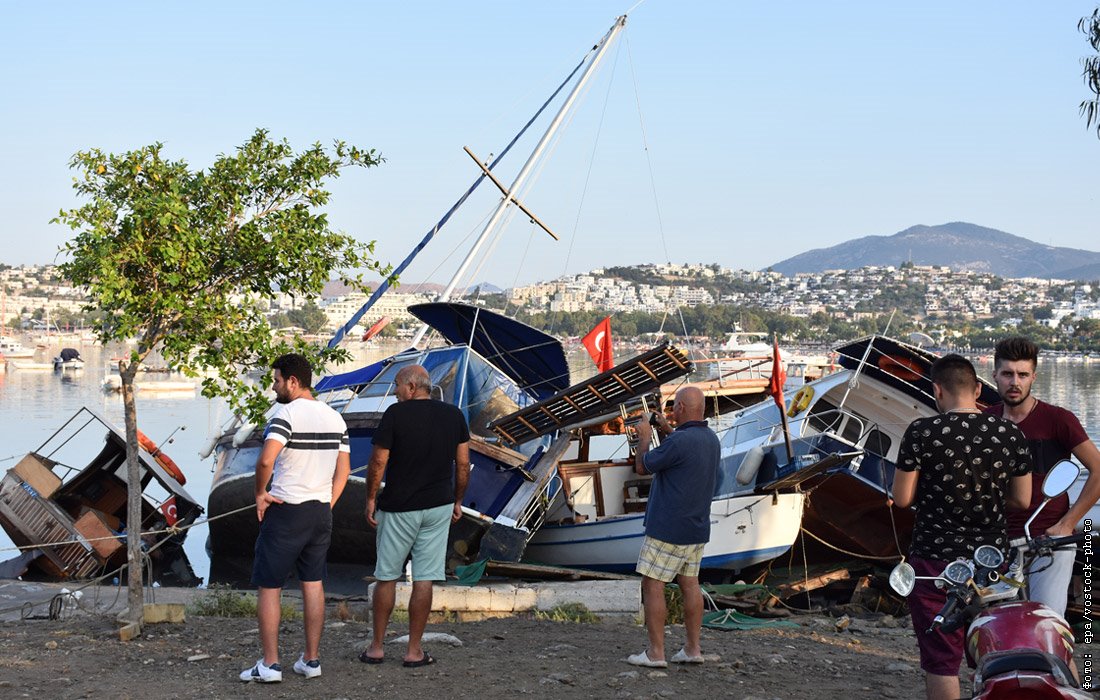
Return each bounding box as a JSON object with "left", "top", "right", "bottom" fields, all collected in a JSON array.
[
  {"left": 0, "top": 337, "right": 35, "bottom": 359},
  {"left": 53, "top": 347, "right": 85, "bottom": 371}
]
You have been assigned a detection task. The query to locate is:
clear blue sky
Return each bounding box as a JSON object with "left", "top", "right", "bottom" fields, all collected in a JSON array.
[{"left": 2, "top": 2, "right": 1098, "bottom": 288}]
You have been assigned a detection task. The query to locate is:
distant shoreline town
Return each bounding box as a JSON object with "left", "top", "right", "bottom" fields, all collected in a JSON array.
[{"left": 3, "top": 261, "right": 1100, "bottom": 352}]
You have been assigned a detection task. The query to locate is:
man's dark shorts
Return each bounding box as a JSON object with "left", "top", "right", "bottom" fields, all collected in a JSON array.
[
  {"left": 908, "top": 554, "right": 966, "bottom": 677},
  {"left": 252, "top": 501, "right": 332, "bottom": 588}
]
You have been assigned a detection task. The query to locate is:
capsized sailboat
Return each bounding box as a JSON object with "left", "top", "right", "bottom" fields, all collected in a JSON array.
[
  {"left": 205, "top": 16, "right": 632, "bottom": 581},
  {"left": 208, "top": 302, "right": 579, "bottom": 574}
]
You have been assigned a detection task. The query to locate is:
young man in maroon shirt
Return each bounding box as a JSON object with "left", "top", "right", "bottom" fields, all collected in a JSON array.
[{"left": 987, "top": 336, "right": 1100, "bottom": 616}]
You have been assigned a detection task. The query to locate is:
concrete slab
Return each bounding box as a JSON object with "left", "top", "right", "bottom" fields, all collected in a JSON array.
[{"left": 367, "top": 579, "right": 640, "bottom": 615}]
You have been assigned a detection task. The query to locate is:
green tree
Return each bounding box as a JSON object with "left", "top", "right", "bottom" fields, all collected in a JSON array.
[
  {"left": 1082, "top": 7, "right": 1100, "bottom": 138},
  {"left": 287, "top": 299, "right": 329, "bottom": 334},
  {"left": 54, "top": 129, "right": 387, "bottom": 631}
]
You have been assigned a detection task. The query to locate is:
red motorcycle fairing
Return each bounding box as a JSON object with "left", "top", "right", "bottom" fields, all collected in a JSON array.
[
  {"left": 966, "top": 602, "right": 1075, "bottom": 669},
  {"left": 976, "top": 670, "right": 1094, "bottom": 700}
]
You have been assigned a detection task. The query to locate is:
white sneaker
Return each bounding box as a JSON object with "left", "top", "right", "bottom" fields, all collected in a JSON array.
[
  {"left": 293, "top": 653, "right": 322, "bottom": 679},
  {"left": 239, "top": 658, "right": 283, "bottom": 682}
]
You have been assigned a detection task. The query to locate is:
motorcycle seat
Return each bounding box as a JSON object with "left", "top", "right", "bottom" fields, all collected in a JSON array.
[{"left": 976, "top": 650, "right": 1079, "bottom": 688}]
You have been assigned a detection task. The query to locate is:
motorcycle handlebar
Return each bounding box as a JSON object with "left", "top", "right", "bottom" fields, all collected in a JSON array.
[
  {"left": 1008, "top": 532, "right": 1086, "bottom": 552},
  {"left": 929, "top": 590, "right": 963, "bottom": 633}
]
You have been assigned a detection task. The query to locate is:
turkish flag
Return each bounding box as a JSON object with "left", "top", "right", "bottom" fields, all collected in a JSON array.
[
  {"left": 582, "top": 317, "right": 614, "bottom": 373},
  {"left": 767, "top": 336, "right": 787, "bottom": 410},
  {"left": 159, "top": 496, "right": 179, "bottom": 527}
]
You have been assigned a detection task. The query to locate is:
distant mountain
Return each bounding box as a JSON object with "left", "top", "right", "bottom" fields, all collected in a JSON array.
[{"left": 768, "top": 222, "right": 1100, "bottom": 279}]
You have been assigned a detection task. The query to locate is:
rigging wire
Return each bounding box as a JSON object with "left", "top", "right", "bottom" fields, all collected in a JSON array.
[
  {"left": 625, "top": 32, "right": 696, "bottom": 357},
  {"left": 548, "top": 33, "right": 624, "bottom": 337},
  {"left": 503, "top": 221, "right": 540, "bottom": 319},
  {"left": 451, "top": 41, "right": 610, "bottom": 313}
]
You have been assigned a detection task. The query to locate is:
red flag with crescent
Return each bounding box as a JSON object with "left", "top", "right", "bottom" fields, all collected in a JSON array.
[
  {"left": 582, "top": 317, "right": 614, "bottom": 373},
  {"left": 767, "top": 336, "right": 786, "bottom": 410},
  {"left": 159, "top": 496, "right": 179, "bottom": 527}
]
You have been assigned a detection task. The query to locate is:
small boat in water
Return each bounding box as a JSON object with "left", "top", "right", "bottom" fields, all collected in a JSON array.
[
  {"left": 102, "top": 375, "right": 197, "bottom": 394},
  {"left": 53, "top": 347, "right": 85, "bottom": 371},
  {"left": 0, "top": 407, "right": 202, "bottom": 585},
  {"left": 0, "top": 337, "right": 35, "bottom": 359}
]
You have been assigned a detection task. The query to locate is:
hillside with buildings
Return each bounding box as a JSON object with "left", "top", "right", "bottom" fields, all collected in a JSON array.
[{"left": 4, "top": 257, "right": 1100, "bottom": 351}]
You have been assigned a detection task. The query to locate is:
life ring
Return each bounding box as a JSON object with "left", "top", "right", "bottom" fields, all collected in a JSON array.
[
  {"left": 877, "top": 354, "right": 922, "bottom": 382},
  {"left": 137, "top": 429, "right": 186, "bottom": 485},
  {"left": 786, "top": 386, "right": 814, "bottom": 417}
]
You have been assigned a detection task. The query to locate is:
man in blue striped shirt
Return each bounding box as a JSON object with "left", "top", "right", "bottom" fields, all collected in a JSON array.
[{"left": 240, "top": 353, "right": 351, "bottom": 683}]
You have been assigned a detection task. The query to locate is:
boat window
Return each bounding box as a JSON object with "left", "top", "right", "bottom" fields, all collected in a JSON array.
[
  {"left": 807, "top": 399, "right": 840, "bottom": 433},
  {"left": 840, "top": 414, "right": 863, "bottom": 445},
  {"left": 862, "top": 428, "right": 892, "bottom": 459},
  {"left": 356, "top": 360, "right": 413, "bottom": 398}
]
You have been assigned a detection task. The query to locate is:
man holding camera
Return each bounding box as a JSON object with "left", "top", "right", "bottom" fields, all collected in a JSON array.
[{"left": 627, "top": 386, "right": 720, "bottom": 668}]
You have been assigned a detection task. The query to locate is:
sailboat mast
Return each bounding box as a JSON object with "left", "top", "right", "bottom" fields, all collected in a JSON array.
[{"left": 410, "top": 15, "right": 627, "bottom": 347}]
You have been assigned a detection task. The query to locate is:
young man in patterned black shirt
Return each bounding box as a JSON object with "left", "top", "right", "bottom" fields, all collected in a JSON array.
[{"left": 892, "top": 354, "right": 1032, "bottom": 700}]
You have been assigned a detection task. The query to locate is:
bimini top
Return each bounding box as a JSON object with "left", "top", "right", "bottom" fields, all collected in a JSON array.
[{"left": 409, "top": 302, "right": 569, "bottom": 401}]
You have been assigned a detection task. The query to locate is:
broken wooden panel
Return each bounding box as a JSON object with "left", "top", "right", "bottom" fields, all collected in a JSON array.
[{"left": 489, "top": 343, "right": 693, "bottom": 445}]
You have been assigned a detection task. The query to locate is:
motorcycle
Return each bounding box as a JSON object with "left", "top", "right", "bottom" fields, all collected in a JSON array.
[{"left": 888, "top": 459, "right": 1090, "bottom": 699}]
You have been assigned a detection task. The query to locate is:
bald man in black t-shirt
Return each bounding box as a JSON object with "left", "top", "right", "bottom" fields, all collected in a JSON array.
[{"left": 361, "top": 364, "right": 469, "bottom": 669}]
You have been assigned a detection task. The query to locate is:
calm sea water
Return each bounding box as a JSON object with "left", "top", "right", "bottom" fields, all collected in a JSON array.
[{"left": 0, "top": 341, "right": 1096, "bottom": 584}]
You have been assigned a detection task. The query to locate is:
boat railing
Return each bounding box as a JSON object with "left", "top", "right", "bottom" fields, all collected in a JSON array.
[
  {"left": 801, "top": 407, "right": 867, "bottom": 444},
  {"left": 695, "top": 355, "right": 773, "bottom": 386},
  {"left": 518, "top": 473, "right": 563, "bottom": 541},
  {"left": 717, "top": 414, "right": 775, "bottom": 447}
]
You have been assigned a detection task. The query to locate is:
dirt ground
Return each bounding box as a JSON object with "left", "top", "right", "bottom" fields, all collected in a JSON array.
[{"left": 2, "top": 595, "right": 1091, "bottom": 700}]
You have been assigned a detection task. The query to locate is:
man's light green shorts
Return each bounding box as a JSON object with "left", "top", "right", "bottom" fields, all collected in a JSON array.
[{"left": 374, "top": 503, "right": 452, "bottom": 581}]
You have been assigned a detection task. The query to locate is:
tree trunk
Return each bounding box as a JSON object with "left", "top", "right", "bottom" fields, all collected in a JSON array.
[{"left": 120, "top": 361, "right": 144, "bottom": 632}]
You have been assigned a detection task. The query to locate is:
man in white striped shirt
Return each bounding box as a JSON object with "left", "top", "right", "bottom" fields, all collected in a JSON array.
[{"left": 240, "top": 353, "right": 351, "bottom": 683}]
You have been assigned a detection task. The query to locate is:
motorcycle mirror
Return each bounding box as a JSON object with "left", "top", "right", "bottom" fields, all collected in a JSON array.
[
  {"left": 1025, "top": 459, "right": 1082, "bottom": 539},
  {"left": 888, "top": 561, "right": 916, "bottom": 596},
  {"left": 1041, "top": 460, "right": 1080, "bottom": 499}
]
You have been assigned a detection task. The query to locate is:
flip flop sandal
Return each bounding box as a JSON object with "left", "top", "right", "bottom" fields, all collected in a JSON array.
[
  {"left": 358, "top": 650, "right": 384, "bottom": 664},
  {"left": 403, "top": 652, "right": 436, "bottom": 668}
]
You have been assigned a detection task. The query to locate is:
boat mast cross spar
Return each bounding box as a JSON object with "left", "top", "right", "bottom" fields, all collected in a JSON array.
[{"left": 328, "top": 15, "right": 627, "bottom": 350}]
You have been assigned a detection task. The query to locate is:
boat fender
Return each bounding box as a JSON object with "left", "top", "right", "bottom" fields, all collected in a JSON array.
[
  {"left": 786, "top": 386, "right": 814, "bottom": 418},
  {"left": 736, "top": 445, "right": 766, "bottom": 485},
  {"left": 137, "top": 429, "right": 186, "bottom": 486},
  {"left": 197, "top": 434, "right": 219, "bottom": 460},
  {"left": 232, "top": 423, "right": 256, "bottom": 447}
]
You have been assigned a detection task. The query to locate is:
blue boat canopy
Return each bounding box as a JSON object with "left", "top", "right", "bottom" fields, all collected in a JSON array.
[
  {"left": 314, "top": 357, "right": 390, "bottom": 393},
  {"left": 408, "top": 302, "right": 570, "bottom": 401}
]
